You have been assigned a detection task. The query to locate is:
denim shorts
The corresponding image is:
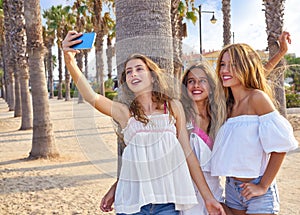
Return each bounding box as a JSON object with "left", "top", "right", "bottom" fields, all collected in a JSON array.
[
  {"left": 225, "top": 176, "right": 280, "bottom": 214},
  {"left": 117, "top": 203, "right": 179, "bottom": 215}
]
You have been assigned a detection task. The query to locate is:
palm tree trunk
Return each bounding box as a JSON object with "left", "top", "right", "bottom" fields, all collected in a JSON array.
[
  {"left": 115, "top": 0, "right": 174, "bottom": 175},
  {"left": 57, "top": 48, "right": 63, "bottom": 100},
  {"left": 8, "top": 1, "right": 22, "bottom": 117},
  {"left": 65, "top": 65, "right": 71, "bottom": 101},
  {"left": 222, "top": 0, "right": 231, "bottom": 46},
  {"left": 47, "top": 43, "right": 54, "bottom": 99},
  {"left": 24, "top": 0, "right": 59, "bottom": 159},
  {"left": 84, "top": 51, "right": 89, "bottom": 79},
  {"left": 263, "top": 0, "right": 287, "bottom": 116},
  {"left": 13, "top": 69, "right": 22, "bottom": 117},
  {"left": 92, "top": 0, "right": 105, "bottom": 96},
  {"left": 171, "top": 0, "right": 183, "bottom": 98},
  {"left": 76, "top": 52, "right": 84, "bottom": 103},
  {"left": 106, "top": 37, "right": 113, "bottom": 79},
  {"left": 3, "top": 0, "right": 15, "bottom": 111},
  {"left": 10, "top": 0, "right": 32, "bottom": 129}
]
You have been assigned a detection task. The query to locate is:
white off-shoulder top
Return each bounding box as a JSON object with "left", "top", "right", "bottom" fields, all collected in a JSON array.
[
  {"left": 114, "top": 114, "right": 198, "bottom": 214},
  {"left": 210, "top": 111, "right": 298, "bottom": 178}
]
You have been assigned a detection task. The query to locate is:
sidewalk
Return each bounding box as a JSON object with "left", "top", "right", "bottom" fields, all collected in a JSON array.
[{"left": 0, "top": 98, "right": 117, "bottom": 215}]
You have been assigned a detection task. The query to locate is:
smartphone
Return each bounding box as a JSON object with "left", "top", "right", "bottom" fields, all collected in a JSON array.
[{"left": 71, "top": 32, "right": 96, "bottom": 50}]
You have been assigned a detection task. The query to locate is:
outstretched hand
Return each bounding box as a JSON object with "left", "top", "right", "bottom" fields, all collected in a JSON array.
[{"left": 62, "top": 30, "right": 83, "bottom": 61}]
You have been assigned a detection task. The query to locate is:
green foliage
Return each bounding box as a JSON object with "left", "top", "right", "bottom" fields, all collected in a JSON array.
[
  {"left": 104, "top": 78, "right": 114, "bottom": 89},
  {"left": 105, "top": 91, "right": 118, "bottom": 100},
  {"left": 284, "top": 54, "right": 300, "bottom": 93},
  {"left": 286, "top": 93, "right": 300, "bottom": 108}
]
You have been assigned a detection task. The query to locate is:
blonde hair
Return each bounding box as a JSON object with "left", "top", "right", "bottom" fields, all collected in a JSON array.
[
  {"left": 216, "top": 43, "right": 276, "bottom": 117},
  {"left": 181, "top": 61, "right": 226, "bottom": 140},
  {"left": 119, "top": 53, "right": 173, "bottom": 124}
]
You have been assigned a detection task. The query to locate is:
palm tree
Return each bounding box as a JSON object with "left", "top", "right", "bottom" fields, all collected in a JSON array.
[
  {"left": 10, "top": 0, "right": 32, "bottom": 129},
  {"left": 24, "top": 0, "right": 59, "bottom": 159},
  {"left": 172, "top": 1, "right": 197, "bottom": 88},
  {"left": 42, "top": 24, "right": 56, "bottom": 99},
  {"left": 263, "top": 0, "right": 286, "bottom": 116},
  {"left": 115, "top": 0, "right": 174, "bottom": 73},
  {"left": 222, "top": 0, "right": 231, "bottom": 46},
  {"left": 171, "top": 0, "right": 183, "bottom": 85},
  {"left": 115, "top": 0, "right": 174, "bottom": 174},
  {"left": 87, "top": 0, "right": 114, "bottom": 95},
  {"left": 72, "top": 0, "right": 88, "bottom": 103},
  {"left": 62, "top": 7, "right": 76, "bottom": 101},
  {"left": 43, "top": 5, "right": 71, "bottom": 100},
  {"left": 3, "top": 0, "right": 15, "bottom": 111},
  {"left": 105, "top": 12, "right": 115, "bottom": 80},
  {"left": 82, "top": 15, "right": 94, "bottom": 82},
  {"left": 0, "top": 0, "right": 5, "bottom": 99}
]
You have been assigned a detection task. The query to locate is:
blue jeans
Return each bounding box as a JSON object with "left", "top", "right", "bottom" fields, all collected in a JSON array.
[
  {"left": 225, "top": 176, "right": 280, "bottom": 214},
  {"left": 117, "top": 203, "right": 179, "bottom": 215}
]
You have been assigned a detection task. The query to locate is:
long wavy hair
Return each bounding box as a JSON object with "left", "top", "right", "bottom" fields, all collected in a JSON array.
[
  {"left": 181, "top": 62, "right": 226, "bottom": 140},
  {"left": 119, "top": 53, "right": 174, "bottom": 125},
  {"left": 216, "top": 43, "right": 276, "bottom": 117}
]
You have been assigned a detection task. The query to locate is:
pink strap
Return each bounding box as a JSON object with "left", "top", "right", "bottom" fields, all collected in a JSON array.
[
  {"left": 192, "top": 121, "right": 213, "bottom": 150},
  {"left": 164, "top": 102, "right": 167, "bottom": 114}
]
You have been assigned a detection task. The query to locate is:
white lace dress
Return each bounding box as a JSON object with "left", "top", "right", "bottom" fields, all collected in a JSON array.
[{"left": 114, "top": 114, "right": 198, "bottom": 214}]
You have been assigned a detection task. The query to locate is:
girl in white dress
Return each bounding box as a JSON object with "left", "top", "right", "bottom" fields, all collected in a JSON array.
[
  {"left": 210, "top": 43, "right": 298, "bottom": 215},
  {"left": 62, "top": 31, "right": 225, "bottom": 215}
]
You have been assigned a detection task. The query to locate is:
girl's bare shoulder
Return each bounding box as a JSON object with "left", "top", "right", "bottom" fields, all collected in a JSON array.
[{"left": 249, "top": 89, "right": 275, "bottom": 115}]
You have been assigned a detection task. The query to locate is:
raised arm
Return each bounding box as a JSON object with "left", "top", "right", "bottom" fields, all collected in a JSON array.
[
  {"left": 62, "top": 31, "right": 129, "bottom": 127},
  {"left": 171, "top": 100, "right": 225, "bottom": 215},
  {"left": 264, "top": 31, "right": 291, "bottom": 75}
]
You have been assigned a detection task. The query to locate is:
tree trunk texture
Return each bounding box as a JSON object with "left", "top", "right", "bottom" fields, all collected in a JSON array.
[
  {"left": 115, "top": 0, "right": 174, "bottom": 176},
  {"left": 65, "top": 65, "right": 71, "bottom": 101},
  {"left": 115, "top": 0, "right": 174, "bottom": 75},
  {"left": 106, "top": 37, "right": 113, "bottom": 79},
  {"left": 3, "top": 0, "right": 15, "bottom": 111},
  {"left": 263, "top": 0, "right": 287, "bottom": 116},
  {"left": 76, "top": 52, "right": 84, "bottom": 103},
  {"left": 93, "top": 0, "right": 105, "bottom": 95},
  {"left": 47, "top": 43, "right": 54, "bottom": 99},
  {"left": 222, "top": 0, "right": 231, "bottom": 46},
  {"left": 84, "top": 51, "right": 89, "bottom": 80},
  {"left": 171, "top": 0, "right": 182, "bottom": 99},
  {"left": 57, "top": 47, "right": 63, "bottom": 100},
  {"left": 10, "top": 0, "right": 33, "bottom": 129},
  {"left": 24, "top": 0, "right": 59, "bottom": 159}
]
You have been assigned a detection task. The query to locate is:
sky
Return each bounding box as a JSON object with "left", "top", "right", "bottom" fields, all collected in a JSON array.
[
  {"left": 183, "top": 0, "right": 300, "bottom": 57},
  {"left": 40, "top": 0, "right": 300, "bottom": 79},
  {"left": 41, "top": 0, "right": 300, "bottom": 57}
]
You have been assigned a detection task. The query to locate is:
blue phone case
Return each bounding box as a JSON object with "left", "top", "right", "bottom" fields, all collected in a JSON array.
[{"left": 71, "top": 32, "right": 96, "bottom": 50}]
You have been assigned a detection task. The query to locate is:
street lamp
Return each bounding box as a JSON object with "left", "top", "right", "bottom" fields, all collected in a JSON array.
[{"left": 199, "top": 5, "right": 217, "bottom": 54}]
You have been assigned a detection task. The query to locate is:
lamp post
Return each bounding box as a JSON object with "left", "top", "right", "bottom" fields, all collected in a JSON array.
[{"left": 198, "top": 5, "right": 217, "bottom": 54}]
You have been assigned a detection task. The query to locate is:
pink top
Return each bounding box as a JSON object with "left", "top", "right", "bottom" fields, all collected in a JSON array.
[{"left": 192, "top": 121, "right": 213, "bottom": 150}]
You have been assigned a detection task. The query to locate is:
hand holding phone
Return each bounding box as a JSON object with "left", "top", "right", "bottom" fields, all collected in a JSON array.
[{"left": 71, "top": 32, "right": 96, "bottom": 50}]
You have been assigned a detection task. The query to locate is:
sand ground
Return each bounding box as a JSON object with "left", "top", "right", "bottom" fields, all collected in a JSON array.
[{"left": 0, "top": 98, "right": 299, "bottom": 215}]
